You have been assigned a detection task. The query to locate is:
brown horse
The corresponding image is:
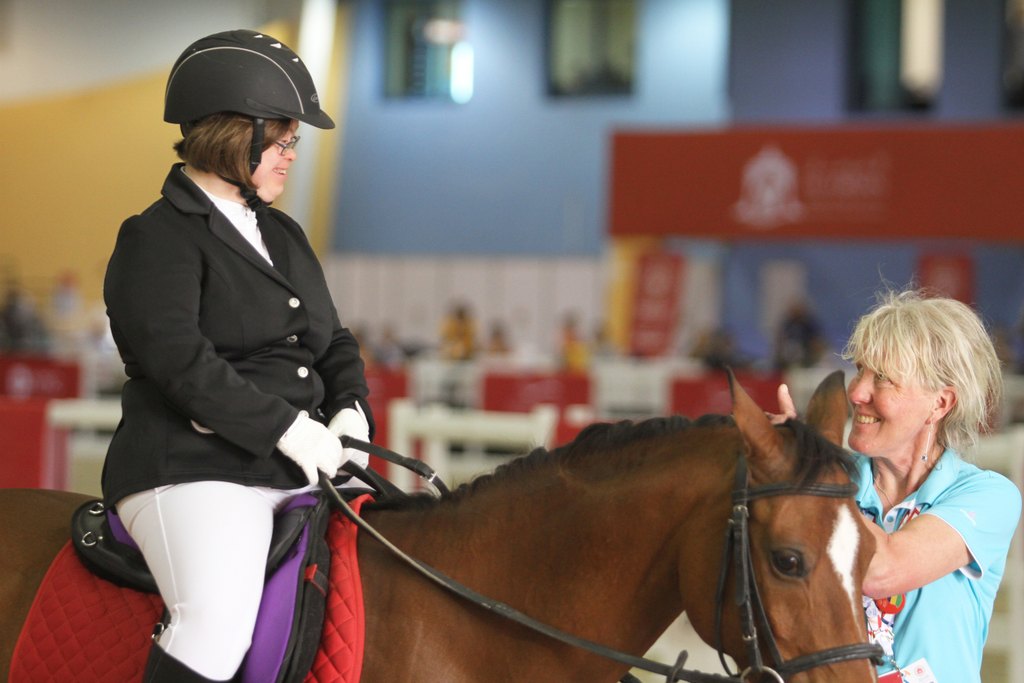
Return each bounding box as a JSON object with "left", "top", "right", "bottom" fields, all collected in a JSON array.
[{"left": 0, "top": 371, "right": 878, "bottom": 682}]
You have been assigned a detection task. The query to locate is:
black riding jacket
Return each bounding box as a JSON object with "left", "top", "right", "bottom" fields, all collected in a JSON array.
[{"left": 101, "top": 164, "right": 372, "bottom": 506}]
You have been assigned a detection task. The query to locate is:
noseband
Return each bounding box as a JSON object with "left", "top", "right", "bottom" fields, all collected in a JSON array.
[{"left": 714, "top": 458, "right": 882, "bottom": 682}]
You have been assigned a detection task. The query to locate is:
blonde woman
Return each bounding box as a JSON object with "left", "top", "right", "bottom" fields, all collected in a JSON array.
[{"left": 776, "top": 289, "right": 1020, "bottom": 682}]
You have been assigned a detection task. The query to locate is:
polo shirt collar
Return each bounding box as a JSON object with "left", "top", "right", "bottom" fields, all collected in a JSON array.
[{"left": 853, "top": 447, "right": 961, "bottom": 518}]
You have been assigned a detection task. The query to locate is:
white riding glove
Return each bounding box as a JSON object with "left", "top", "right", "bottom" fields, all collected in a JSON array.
[
  {"left": 328, "top": 402, "right": 371, "bottom": 470},
  {"left": 277, "top": 412, "right": 346, "bottom": 486}
]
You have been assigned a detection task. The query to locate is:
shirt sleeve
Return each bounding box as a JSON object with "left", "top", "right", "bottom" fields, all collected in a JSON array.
[{"left": 924, "top": 467, "right": 1021, "bottom": 579}]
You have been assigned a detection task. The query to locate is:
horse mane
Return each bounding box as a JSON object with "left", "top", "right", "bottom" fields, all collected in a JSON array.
[
  {"left": 783, "top": 417, "right": 858, "bottom": 488},
  {"left": 366, "top": 413, "right": 717, "bottom": 512},
  {"left": 363, "top": 413, "right": 855, "bottom": 513}
]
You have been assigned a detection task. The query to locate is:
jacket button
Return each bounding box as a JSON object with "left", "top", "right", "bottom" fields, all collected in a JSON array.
[
  {"left": 286, "top": 334, "right": 298, "bottom": 343},
  {"left": 297, "top": 367, "right": 309, "bottom": 378},
  {"left": 288, "top": 297, "right": 301, "bottom": 308}
]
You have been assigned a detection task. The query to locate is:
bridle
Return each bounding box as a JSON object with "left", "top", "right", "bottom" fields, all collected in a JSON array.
[
  {"left": 713, "top": 457, "right": 883, "bottom": 682},
  {"left": 331, "top": 437, "right": 882, "bottom": 682}
]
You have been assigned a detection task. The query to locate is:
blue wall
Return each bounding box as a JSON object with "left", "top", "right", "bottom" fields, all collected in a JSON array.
[
  {"left": 334, "top": 0, "right": 730, "bottom": 255},
  {"left": 332, "top": 0, "right": 1024, "bottom": 361},
  {"left": 722, "top": 0, "right": 1024, "bottom": 360},
  {"left": 728, "top": 0, "right": 850, "bottom": 122},
  {"left": 719, "top": 242, "right": 1024, "bottom": 364}
]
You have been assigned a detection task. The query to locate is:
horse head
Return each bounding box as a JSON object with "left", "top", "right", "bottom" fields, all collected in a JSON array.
[{"left": 707, "top": 370, "right": 878, "bottom": 682}]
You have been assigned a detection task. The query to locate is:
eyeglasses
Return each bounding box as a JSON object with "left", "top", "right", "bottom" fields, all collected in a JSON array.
[{"left": 272, "top": 136, "right": 300, "bottom": 155}]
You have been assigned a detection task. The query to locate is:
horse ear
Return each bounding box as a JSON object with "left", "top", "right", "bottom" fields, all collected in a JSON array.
[
  {"left": 803, "top": 370, "right": 849, "bottom": 447},
  {"left": 728, "top": 368, "right": 785, "bottom": 470}
]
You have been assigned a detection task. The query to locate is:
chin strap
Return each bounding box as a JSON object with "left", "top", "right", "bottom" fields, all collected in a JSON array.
[
  {"left": 241, "top": 117, "right": 268, "bottom": 212},
  {"left": 240, "top": 185, "right": 268, "bottom": 212},
  {"left": 215, "top": 175, "right": 267, "bottom": 212},
  {"left": 249, "top": 117, "right": 265, "bottom": 175}
]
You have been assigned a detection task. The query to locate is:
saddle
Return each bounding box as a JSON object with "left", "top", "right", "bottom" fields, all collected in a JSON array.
[
  {"left": 68, "top": 492, "right": 335, "bottom": 683},
  {"left": 70, "top": 495, "right": 320, "bottom": 593}
]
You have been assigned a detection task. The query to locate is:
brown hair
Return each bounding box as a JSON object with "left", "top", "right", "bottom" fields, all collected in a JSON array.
[{"left": 173, "top": 114, "right": 292, "bottom": 189}]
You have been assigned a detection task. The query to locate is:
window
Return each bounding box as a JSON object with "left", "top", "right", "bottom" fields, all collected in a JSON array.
[
  {"left": 546, "top": 0, "right": 637, "bottom": 97},
  {"left": 385, "top": 1, "right": 473, "bottom": 103},
  {"left": 849, "top": 0, "right": 944, "bottom": 112}
]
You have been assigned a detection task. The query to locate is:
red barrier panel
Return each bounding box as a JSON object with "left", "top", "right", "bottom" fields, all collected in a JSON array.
[
  {"left": 0, "top": 397, "right": 68, "bottom": 489},
  {"left": 0, "top": 354, "right": 81, "bottom": 399},
  {"left": 482, "top": 371, "right": 591, "bottom": 413},
  {"left": 483, "top": 371, "right": 594, "bottom": 447},
  {"left": 671, "top": 372, "right": 783, "bottom": 418},
  {"left": 363, "top": 367, "right": 409, "bottom": 475}
]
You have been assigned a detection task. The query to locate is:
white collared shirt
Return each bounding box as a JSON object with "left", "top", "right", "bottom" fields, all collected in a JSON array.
[{"left": 189, "top": 175, "right": 273, "bottom": 265}]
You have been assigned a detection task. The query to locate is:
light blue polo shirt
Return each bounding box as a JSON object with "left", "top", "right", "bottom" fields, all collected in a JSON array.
[{"left": 854, "top": 450, "right": 1021, "bottom": 682}]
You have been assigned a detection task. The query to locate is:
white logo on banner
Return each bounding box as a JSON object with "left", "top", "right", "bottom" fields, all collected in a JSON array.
[{"left": 732, "top": 145, "right": 804, "bottom": 229}]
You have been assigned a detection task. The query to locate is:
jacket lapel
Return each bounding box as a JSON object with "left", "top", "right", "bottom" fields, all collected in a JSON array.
[
  {"left": 206, "top": 210, "right": 293, "bottom": 289},
  {"left": 162, "top": 165, "right": 295, "bottom": 291},
  {"left": 259, "top": 216, "right": 292, "bottom": 279}
]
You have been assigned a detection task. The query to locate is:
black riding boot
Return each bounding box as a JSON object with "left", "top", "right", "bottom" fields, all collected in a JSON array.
[{"left": 141, "top": 643, "right": 222, "bottom": 682}]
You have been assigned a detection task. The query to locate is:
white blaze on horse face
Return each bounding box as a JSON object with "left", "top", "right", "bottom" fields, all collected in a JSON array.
[{"left": 827, "top": 505, "right": 860, "bottom": 617}]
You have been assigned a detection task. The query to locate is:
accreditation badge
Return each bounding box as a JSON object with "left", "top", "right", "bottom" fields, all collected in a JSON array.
[{"left": 878, "top": 658, "right": 937, "bottom": 683}]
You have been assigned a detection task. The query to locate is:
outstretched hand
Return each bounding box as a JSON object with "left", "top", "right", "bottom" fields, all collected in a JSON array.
[{"left": 767, "top": 383, "right": 798, "bottom": 425}]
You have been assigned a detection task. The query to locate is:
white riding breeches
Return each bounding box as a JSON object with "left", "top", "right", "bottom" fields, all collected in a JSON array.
[{"left": 117, "top": 481, "right": 316, "bottom": 681}]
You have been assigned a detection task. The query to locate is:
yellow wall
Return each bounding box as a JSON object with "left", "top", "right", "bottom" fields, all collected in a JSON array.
[
  {"left": 1, "top": 72, "right": 175, "bottom": 306},
  {"left": 0, "top": 17, "right": 348, "bottom": 310}
]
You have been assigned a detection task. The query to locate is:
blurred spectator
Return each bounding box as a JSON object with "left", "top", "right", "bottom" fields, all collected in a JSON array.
[
  {"left": 559, "top": 312, "right": 591, "bottom": 373},
  {"left": 691, "top": 327, "right": 749, "bottom": 371},
  {"left": 348, "top": 323, "right": 376, "bottom": 369},
  {"left": 590, "top": 319, "right": 618, "bottom": 360},
  {"left": 484, "top": 321, "right": 512, "bottom": 357},
  {"left": 82, "top": 303, "right": 128, "bottom": 396},
  {"left": 48, "top": 270, "right": 87, "bottom": 356},
  {"left": 439, "top": 302, "right": 478, "bottom": 361},
  {"left": 372, "top": 324, "right": 407, "bottom": 369},
  {"left": 773, "top": 299, "right": 828, "bottom": 370},
  {"left": 1014, "top": 310, "right": 1024, "bottom": 374},
  {"left": 1, "top": 279, "right": 51, "bottom": 354},
  {"left": 992, "top": 324, "right": 1015, "bottom": 370}
]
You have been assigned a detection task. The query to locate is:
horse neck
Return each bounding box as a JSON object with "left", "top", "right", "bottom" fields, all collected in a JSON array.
[{"left": 372, "top": 429, "right": 737, "bottom": 656}]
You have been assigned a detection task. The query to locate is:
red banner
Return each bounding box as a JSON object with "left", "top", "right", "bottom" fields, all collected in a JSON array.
[
  {"left": 917, "top": 252, "right": 974, "bottom": 303},
  {"left": 629, "top": 252, "right": 684, "bottom": 357},
  {"left": 0, "top": 355, "right": 81, "bottom": 398},
  {"left": 610, "top": 123, "right": 1024, "bottom": 241}
]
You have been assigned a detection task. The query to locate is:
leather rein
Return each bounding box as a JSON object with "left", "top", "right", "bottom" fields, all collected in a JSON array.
[{"left": 333, "top": 437, "right": 882, "bottom": 682}]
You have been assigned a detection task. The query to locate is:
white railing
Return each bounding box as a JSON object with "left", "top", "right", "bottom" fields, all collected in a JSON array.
[
  {"left": 47, "top": 397, "right": 121, "bottom": 430},
  {"left": 972, "top": 426, "right": 1024, "bottom": 682},
  {"left": 386, "top": 398, "right": 559, "bottom": 491},
  {"left": 40, "top": 397, "right": 561, "bottom": 494}
]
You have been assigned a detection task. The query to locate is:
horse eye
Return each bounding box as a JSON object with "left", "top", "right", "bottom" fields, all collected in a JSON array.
[{"left": 771, "top": 549, "right": 806, "bottom": 577}]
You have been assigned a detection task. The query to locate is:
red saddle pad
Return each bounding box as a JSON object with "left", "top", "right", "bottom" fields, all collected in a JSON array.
[
  {"left": 9, "top": 495, "right": 369, "bottom": 683},
  {"left": 9, "top": 542, "right": 163, "bottom": 682}
]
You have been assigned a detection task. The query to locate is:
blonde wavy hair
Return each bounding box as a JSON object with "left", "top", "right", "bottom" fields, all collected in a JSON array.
[{"left": 841, "top": 289, "right": 1003, "bottom": 455}]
